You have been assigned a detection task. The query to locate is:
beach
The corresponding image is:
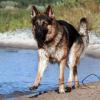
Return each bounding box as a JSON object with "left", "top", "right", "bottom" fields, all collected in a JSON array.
[
  {"left": 15, "top": 81, "right": 100, "bottom": 100},
  {"left": 0, "top": 81, "right": 99, "bottom": 100}
]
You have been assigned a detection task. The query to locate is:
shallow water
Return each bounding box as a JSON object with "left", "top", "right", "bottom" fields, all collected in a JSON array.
[{"left": 0, "top": 49, "right": 100, "bottom": 95}]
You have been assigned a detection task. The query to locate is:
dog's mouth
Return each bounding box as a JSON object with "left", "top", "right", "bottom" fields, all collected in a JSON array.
[{"left": 35, "top": 34, "right": 45, "bottom": 47}]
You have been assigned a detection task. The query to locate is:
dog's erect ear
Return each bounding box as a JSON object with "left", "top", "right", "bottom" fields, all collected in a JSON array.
[
  {"left": 45, "top": 5, "right": 55, "bottom": 18},
  {"left": 31, "top": 5, "right": 39, "bottom": 18}
]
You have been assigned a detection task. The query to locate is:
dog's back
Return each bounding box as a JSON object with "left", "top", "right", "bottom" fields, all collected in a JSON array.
[
  {"left": 57, "top": 17, "right": 89, "bottom": 49},
  {"left": 57, "top": 20, "right": 81, "bottom": 49}
]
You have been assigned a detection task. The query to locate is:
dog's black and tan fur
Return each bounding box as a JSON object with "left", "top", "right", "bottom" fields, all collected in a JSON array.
[{"left": 30, "top": 5, "right": 89, "bottom": 93}]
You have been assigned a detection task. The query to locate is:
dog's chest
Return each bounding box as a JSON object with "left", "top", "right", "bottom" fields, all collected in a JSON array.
[{"left": 45, "top": 45, "right": 65, "bottom": 62}]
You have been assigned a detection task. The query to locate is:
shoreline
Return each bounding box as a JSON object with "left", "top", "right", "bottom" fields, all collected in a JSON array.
[
  {"left": 0, "top": 28, "right": 100, "bottom": 50},
  {"left": 86, "top": 44, "right": 100, "bottom": 58},
  {"left": 1, "top": 43, "right": 100, "bottom": 59},
  {"left": 1, "top": 81, "right": 100, "bottom": 100}
]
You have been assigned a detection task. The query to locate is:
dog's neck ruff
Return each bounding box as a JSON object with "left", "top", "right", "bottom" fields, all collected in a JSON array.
[{"left": 44, "top": 23, "right": 64, "bottom": 48}]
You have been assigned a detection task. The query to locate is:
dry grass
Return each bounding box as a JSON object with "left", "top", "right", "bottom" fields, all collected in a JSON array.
[
  {"left": 0, "top": 0, "right": 100, "bottom": 32},
  {"left": 54, "top": 1, "right": 100, "bottom": 30}
]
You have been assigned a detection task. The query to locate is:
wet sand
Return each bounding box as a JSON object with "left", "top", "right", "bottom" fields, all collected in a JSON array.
[
  {"left": 17, "top": 82, "right": 100, "bottom": 100},
  {"left": 1, "top": 81, "right": 100, "bottom": 100}
]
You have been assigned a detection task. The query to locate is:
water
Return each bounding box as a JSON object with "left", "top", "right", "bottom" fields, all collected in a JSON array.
[{"left": 0, "top": 49, "right": 100, "bottom": 95}]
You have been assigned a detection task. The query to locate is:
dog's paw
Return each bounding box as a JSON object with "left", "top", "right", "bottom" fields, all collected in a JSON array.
[
  {"left": 59, "top": 89, "right": 65, "bottom": 94},
  {"left": 75, "top": 81, "right": 79, "bottom": 89},
  {"left": 59, "top": 85, "right": 65, "bottom": 94},
  {"left": 29, "top": 85, "right": 38, "bottom": 90},
  {"left": 65, "top": 87, "right": 72, "bottom": 92}
]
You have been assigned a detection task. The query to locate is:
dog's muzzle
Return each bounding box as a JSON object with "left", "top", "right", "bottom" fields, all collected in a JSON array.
[{"left": 35, "top": 26, "right": 48, "bottom": 47}]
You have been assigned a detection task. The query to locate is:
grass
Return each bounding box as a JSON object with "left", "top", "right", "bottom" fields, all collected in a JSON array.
[
  {"left": 53, "top": 0, "right": 100, "bottom": 30},
  {"left": 0, "top": 9, "right": 31, "bottom": 32},
  {"left": 0, "top": 0, "right": 100, "bottom": 32},
  {"left": 54, "top": 5, "right": 100, "bottom": 30}
]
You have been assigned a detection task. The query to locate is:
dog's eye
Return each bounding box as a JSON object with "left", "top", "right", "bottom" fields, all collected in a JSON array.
[
  {"left": 43, "top": 22, "right": 48, "bottom": 26},
  {"left": 34, "top": 22, "right": 38, "bottom": 26}
]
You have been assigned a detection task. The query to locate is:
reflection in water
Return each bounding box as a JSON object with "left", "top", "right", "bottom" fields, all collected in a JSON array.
[{"left": 0, "top": 49, "right": 100, "bottom": 94}]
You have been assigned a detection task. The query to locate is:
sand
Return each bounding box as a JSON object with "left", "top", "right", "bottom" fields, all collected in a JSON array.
[
  {"left": 1, "top": 81, "right": 100, "bottom": 100},
  {"left": 86, "top": 44, "right": 100, "bottom": 58}
]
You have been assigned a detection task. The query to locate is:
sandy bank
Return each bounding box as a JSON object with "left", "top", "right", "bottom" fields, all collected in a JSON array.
[
  {"left": 0, "top": 28, "right": 100, "bottom": 50},
  {"left": 86, "top": 44, "right": 100, "bottom": 58},
  {"left": 1, "top": 81, "right": 100, "bottom": 100}
]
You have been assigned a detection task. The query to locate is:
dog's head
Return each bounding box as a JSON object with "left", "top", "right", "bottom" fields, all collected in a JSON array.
[{"left": 31, "top": 5, "right": 56, "bottom": 48}]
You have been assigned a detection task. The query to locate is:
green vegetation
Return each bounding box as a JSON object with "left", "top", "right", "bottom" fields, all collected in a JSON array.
[
  {"left": 0, "top": 0, "right": 100, "bottom": 32},
  {"left": 0, "top": 9, "right": 31, "bottom": 32}
]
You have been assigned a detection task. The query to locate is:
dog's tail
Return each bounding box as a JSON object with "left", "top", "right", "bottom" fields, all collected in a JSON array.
[
  {"left": 79, "top": 17, "right": 88, "bottom": 36},
  {"left": 79, "top": 17, "right": 89, "bottom": 48}
]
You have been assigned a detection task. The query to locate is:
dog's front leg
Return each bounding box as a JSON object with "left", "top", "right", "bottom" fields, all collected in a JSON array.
[
  {"left": 30, "top": 49, "right": 48, "bottom": 90},
  {"left": 59, "top": 58, "right": 66, "bottom": 93}
]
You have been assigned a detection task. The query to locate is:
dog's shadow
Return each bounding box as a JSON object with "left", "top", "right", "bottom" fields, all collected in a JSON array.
[{"left": 27, "top": 86, "right": 74, "bottom": 98}]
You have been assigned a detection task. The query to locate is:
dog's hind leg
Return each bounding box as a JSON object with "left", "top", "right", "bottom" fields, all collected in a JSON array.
[
  {"left": 74, "top": 65, "right": 79, "bottom": 88},
  {"left": 67, "top": 54, "right": 79, "bottom": 90},
  {"left": 67, "top": 42, "right": 84, "bottom": 90},
  {"left": 29, "top": 49, "right": 48, "bottom": 90}
]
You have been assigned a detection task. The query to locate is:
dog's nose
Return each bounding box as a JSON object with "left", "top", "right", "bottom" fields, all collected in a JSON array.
[
  {"left": 36, "top": 25, "right": 43, "bottom": 33},
  {"left": 38, "top": 28, "right": 42, "bottom": 33},
  {"left": 36, "top": 25, "right": 48, "bottom": 34},
  {"left": 35, "top": 26, "right": 43, "bottom": 38}
]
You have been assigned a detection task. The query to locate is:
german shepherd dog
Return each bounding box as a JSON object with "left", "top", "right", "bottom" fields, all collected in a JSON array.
[{"left": 30, "top": 5, "right": 89, "bottom": 93}]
